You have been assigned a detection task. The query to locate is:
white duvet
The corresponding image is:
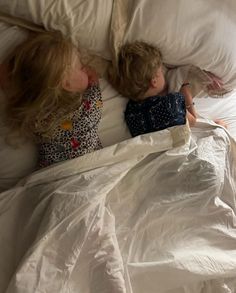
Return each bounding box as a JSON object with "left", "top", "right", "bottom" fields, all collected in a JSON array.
[{"left": 0, "top": 122, "right": 236, "bottom": 293}]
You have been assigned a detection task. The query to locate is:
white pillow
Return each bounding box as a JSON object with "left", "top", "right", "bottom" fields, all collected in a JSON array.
[
  {"left": 0, "top": 22, "right": 28, "bottom": 62},
  {"left": 98, "top": 79, "right": 131, "bottom": 147},
  {"left": 114, "top": 0, "right": 236, "bottom": 89},
  {"left": 0, "top": 0, "right": 113, "bottom": 59}
]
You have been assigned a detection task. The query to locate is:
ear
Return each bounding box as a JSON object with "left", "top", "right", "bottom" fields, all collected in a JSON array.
[
  {"left": 62, "top": 78, "right": 71, "bottom": 91},
  {"left": 150, "top": 76, "right": 158, "bottom": 88}
]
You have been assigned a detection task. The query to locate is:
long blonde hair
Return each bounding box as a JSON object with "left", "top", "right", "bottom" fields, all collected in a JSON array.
[
  {"left": 109, "top": 41, "right": 162, "bottom": 100},
  {"left": 6, "top": 32, "right": 82, "bottom": 139}
]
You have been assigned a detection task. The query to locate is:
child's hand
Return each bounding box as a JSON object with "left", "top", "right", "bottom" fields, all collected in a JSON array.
[
  {"left": 83, "top": 66, "right": 98, "bottom": 86},
  {"left": 214, "top": 119, "right": 228, "bottom": 129},
  {"left": 203, "top": 71, "right": 224, "bottom": 92}
]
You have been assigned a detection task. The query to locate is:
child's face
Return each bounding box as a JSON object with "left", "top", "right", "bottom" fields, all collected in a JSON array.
[
  {"left": 151, "top": 66, "right": 166, "bottom": 94},
  {"left": 62, "top": 52, "right": 89, "bottom": 93}
]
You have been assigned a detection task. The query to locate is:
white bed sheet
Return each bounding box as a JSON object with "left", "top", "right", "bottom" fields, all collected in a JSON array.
[
  {"left": 194, "top": 90, "right": 236, "bottom": 140},
  {"left": 0, "top": 122, "right": 236, "bottom": 293}
]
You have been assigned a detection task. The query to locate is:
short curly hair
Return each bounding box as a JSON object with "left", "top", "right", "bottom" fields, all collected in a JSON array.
[{"left": 109, "top": 41, "right": 163, "bottom": 100}]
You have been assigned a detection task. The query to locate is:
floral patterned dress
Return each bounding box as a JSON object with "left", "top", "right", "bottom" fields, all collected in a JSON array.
[{"left": 36, "top": 84, "right": 103, "bottom": 168}]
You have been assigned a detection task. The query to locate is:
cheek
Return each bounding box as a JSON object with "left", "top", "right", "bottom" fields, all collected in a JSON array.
[
  {"left": 163, "top": 76, "right": 166, "bottom": 86},
  {"left": 71, "top": 71, "right": 88, "bottom": 90},
  {"left": 83, "top": 72, "right": 89, "bottom": 84},
  {"left": 79, "top": 71, "right": 88, "bottom": 85},
  {"left": 160, "top": 75, "right": 166, "bottom": 88},
  {"left": 63, "top": 70, "right": 89, "bottom": 93}
]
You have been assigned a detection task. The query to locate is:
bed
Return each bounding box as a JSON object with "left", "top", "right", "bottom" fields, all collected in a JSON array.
[{"left": 0, "top": 1, "right": 236, "bottom": 293}]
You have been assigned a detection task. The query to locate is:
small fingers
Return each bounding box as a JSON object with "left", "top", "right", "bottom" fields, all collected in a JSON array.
[{"left": 214, "top": 119, "right": 228, "bottom": 129}]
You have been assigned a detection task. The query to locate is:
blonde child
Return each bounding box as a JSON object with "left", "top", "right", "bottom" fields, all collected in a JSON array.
[
  {"left": 0, "top": 32, "right": 103, "bottom": 168},
  {"left": 109, "top": 41, "right": 226, "bottom": 137}
]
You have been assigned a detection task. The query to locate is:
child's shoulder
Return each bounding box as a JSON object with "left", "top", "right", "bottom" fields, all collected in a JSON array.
[{"left": 125, "top": 92, "right": 185, "bottom": 113}]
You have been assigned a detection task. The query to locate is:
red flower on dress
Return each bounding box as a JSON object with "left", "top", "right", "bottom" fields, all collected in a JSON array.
[
  {"left": 84, "top": 100, "right": 91, "bottom": 111},
  {"left": 71, "top": 138, "right": 80, "bottom": 149}
]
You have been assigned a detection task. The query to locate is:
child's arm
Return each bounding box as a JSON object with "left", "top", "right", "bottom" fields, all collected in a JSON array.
[
  {"left": 214, "top": 119, "right": 227, "bottom": 129},
  {"left": 203, "top": 70, "right": 224, "bottom": 92},
  {"left": 186, "top": 106, "right": 196, "bottom": 127},
  {"left": 180, "top": 82, "right": 197, "bottom": 127}
]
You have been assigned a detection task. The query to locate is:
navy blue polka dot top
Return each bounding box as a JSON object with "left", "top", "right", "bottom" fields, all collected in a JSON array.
[{"left": 125, "top": 92, "right": 186, "bottom": 137}]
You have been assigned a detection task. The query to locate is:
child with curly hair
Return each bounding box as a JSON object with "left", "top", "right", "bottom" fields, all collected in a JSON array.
[{"left": 109, "top": 41, "right": 226, "bottom": 137}]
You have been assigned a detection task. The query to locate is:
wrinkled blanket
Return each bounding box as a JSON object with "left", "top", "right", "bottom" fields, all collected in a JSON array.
[{"left": 0, "top": 121, "right": 236, "bottom": 293}]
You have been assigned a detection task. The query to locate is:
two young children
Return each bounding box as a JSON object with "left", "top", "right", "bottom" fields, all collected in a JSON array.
[{"left": 0, "top": 33, "right": 226, "bottom": 168}]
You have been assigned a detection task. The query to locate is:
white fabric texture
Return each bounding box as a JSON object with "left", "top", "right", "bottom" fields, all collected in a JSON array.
[
  {"left": 0, "top": 0, "right": 113, "bottom": 59},
  {"left": 0, "top": 123, "right": 236, "bottom": 292},
  {"left": 0, "top": 22, "right": 28, "bottom": 63},
  {"left": 194, "top": 90, "right": 236, "bottom": 139}
]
